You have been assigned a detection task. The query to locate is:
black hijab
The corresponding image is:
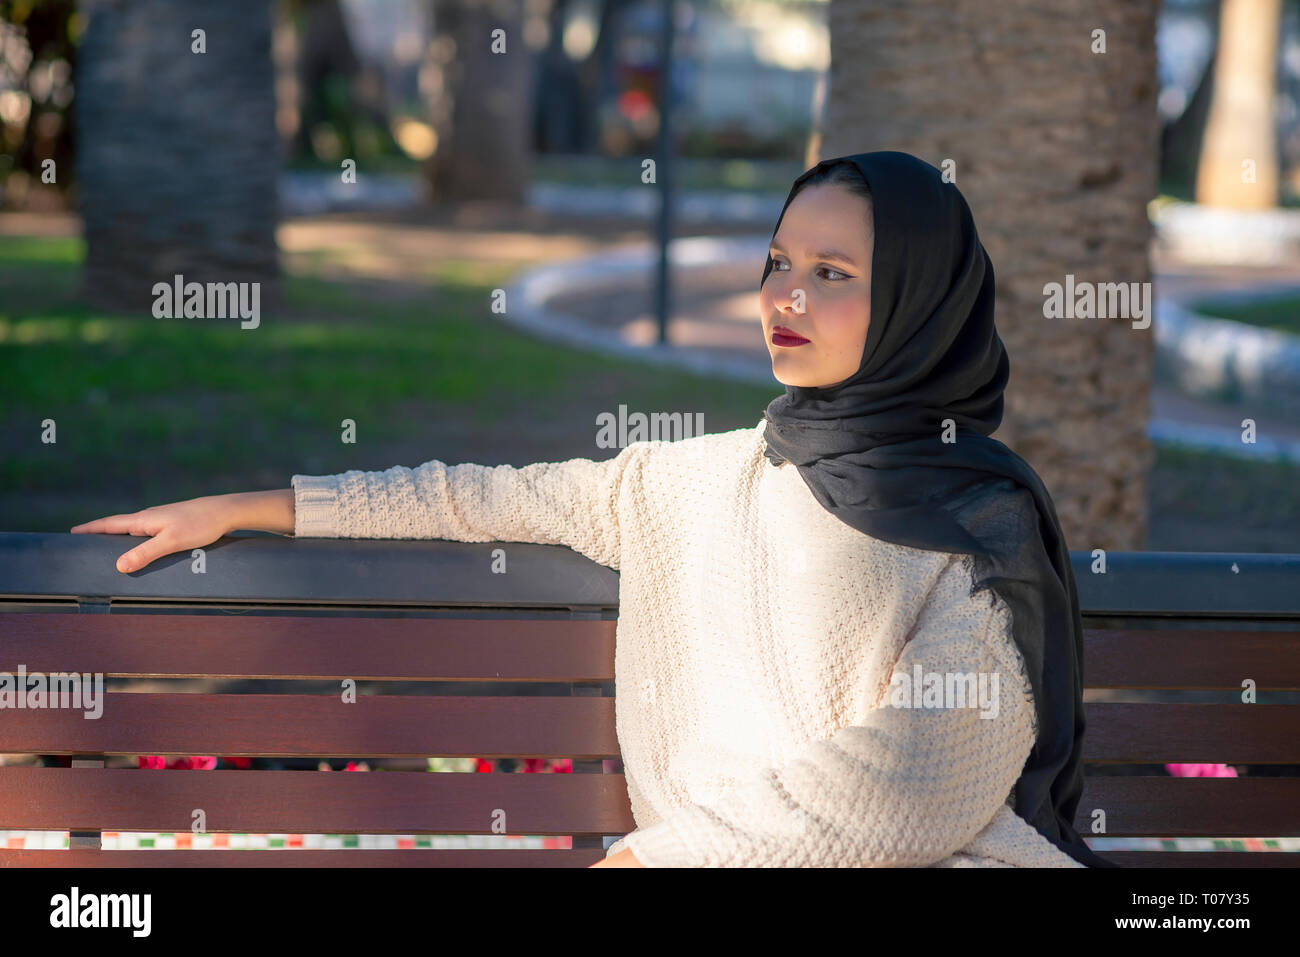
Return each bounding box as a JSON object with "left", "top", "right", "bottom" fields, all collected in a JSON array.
[{"left": 760, "top": 151, "right": 1117, "bottom": 868}]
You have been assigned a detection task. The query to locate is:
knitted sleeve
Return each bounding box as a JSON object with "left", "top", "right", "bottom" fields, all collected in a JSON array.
[
  {"left": 289, "top": 442, "right": 646, "bottom": 570},
  {"left": 620, "top": 554, "right": 1054, "bottom": 867}
]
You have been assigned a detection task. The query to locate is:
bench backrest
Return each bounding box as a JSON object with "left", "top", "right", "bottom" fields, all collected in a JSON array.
[
  {"left": 1068, "top": 550, "right": 1300, "bottom": 867},
  {"left": 0, "top": 532, "right": 1296, "bottom": 867}
]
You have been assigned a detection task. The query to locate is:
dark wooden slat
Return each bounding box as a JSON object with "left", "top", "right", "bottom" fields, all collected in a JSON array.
[
  {"left": 8, "top": 532, "right": 1299, "bottom": 613},
  {"left": 1084, "top": 629, "right": 1300, "bottom": 690},
  {"left": 0, "top": 848, "right": 608, "bottom": 867},
  {"left": 1075, "top": 776, "right": 1300, "bottom": 837},
  {"left": 0, "top": 849, "right": 1292, "bottom": 868},
  {"left": 0, "top": 532, "right": 621, "bottom": 607},
  {"left": 1081, "top": 703, "right": 1300, "bottom": 763},
  {"left": 0, "top": 612, "right": 616, "bottom": 681},
  {"left": 0, "top": 767, "right": 636, "bottom": 834},
  {"left": 1089, "top": 851, "right": 1300, "bottom": 867},
  {"left": 4, "top": 699, "right": 1296, "bottom": 764},
  {"left": 0, "top": 693, "right": 619, "bottom": 758},
  {"left": 1071, "top": 550, "right": 1300, "bottom": 616}
]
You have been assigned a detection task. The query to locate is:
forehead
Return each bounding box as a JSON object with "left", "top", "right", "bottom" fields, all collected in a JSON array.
[{"left": 773, "top": 184, "right": 873, "bottom": 254}]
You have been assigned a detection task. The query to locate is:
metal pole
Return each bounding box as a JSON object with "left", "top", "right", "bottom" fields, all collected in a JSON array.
[{"left": 653, "top": 0, "right": 676, "bottom": 346}]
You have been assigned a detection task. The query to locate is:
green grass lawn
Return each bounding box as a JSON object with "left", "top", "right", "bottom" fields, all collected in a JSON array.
[
  {"left": 0, "top": 234, "right": 779, "bottom": 532},
  {"left": 1189, "top": 294, "right": 1300, "bottom": 336}
]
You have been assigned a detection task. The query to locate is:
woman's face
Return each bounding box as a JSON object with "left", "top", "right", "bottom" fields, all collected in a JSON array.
[{"left": 760, "top": 183, "right": 873, "bottom": 389}]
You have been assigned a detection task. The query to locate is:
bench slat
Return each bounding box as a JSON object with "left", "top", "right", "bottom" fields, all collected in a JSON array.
[
  {"left": 1081, "top": 703, "right": 1300, "bottom": 763},
  {"left": 0, "top": 767, "right": 636, "bottom": 834},
  {"left": 0, "top": 693, "right": 618, "bottom": 757},
  {"left": 0, "top": 613, "right": 616, "bottom": 681},
  {"left": 0, "top": 532, "right": 623, "bottom": 607},
  {"left": 0, "top": 848, "right": 1294, "bottom": 870},
  {"left": 4, "top": 771, "right": 1295, "bottom": 841},
  {"left": 1, "top": 848, "right": 1295, "bottom": 867},
  {"left": 1075, "top": 776, "right": 1300, "bottom": 836},
  {"left": 6, "top": 697, "right": 1295, "bottom": 763},
  {"left": 1086, "top": 851, "right": 1300, "bottom": 867},
  {"left": 0, "top": 848, "right": 609, "bottom": 867},
  {"left": 1084, "top": 628, "right": 1300, "bottom": 689}
]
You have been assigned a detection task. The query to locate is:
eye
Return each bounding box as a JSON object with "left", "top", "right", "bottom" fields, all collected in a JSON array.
[{"left": 769, "top": 255, "right": 849, "bottom": 281}]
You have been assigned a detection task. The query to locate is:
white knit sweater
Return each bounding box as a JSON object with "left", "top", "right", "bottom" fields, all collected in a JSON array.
[{"left": 291, "top": 418, "right": 1086, "bottom": 868}]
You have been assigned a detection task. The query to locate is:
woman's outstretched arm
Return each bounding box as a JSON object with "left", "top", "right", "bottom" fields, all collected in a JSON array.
[
  {"left": 290, "top": 443, "right": 646, "bottom": 570},
  {"left": 72, "top": 440, "right": 644, "bottom": 574},
  {"left": 617, "top": 557, "right": 1076, "bottom": 868}
]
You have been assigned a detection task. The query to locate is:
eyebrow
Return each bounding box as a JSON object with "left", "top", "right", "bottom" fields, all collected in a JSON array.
[{"left": 768, "top": 241, "right": 858, "bottom": 266}]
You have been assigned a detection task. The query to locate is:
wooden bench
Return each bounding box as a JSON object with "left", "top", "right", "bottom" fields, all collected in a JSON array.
[{"left": 0, "top": 531, "right": 1296, "bottom": 867}]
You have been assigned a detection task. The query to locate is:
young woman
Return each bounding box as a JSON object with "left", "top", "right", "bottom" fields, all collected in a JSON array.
[{"left": 72, "top": 150, "right": 1114, "bottom": 868}]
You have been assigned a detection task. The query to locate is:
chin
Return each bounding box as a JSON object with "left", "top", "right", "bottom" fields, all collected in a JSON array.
[{"left": 769, "top": 361, "right": 813, "bottom": 388}]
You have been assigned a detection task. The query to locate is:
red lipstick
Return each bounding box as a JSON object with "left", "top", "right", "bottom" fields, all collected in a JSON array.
[{"left": 771, "top": 325, "right": 810, "bottom": 347}]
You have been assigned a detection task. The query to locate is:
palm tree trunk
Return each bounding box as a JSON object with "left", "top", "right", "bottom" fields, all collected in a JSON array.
[
  {"left": 425, "top": 0, "right": 536, "bottom": 204},
  {"left": 75, "top": 0, "right": 281, "bottom": 313},
  {"left": 822, "top": 0, "right": 1160, "bottom": 549},
  {"left": 1196, "top": 0, "right": 1282, "bottom": 208}
]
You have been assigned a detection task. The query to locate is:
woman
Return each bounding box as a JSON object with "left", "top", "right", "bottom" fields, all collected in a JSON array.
[{"left": 73, "top": 150, "right": 1114, "bottom": 868}]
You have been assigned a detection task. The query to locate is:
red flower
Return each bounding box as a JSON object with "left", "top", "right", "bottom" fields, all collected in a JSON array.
[
  {"left": 474, "top": 758, "right": 574, "bottom": 772},
  {"left": 137, "top": 755, "right": 217, "bottom": 770},
  {"left": 520, "top": 758, "right": 573, "bottom": 773}
]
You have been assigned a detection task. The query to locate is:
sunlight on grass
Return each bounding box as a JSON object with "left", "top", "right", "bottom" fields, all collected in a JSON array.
[{"left": 0, "top": 234, "right": 85, "bottom": 264}]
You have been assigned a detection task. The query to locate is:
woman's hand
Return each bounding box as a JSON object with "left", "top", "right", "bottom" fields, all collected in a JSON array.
[
  {"left": 70, "top": 489, "right": 294, "bottom": 573},
  {"left": 588, "top": 847, "right": 645, "bottom": 868}
]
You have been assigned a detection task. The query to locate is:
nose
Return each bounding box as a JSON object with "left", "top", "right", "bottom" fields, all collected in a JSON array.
[{"left": 765, "top": 270, "right": 800, "bottom": 316}]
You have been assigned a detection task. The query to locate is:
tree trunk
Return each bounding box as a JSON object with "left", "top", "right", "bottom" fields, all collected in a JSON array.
[
  {"left": 1195, "top": 0, "right": 1282, "bottom": 208},
  {"left": 821, "top": 0, "right": 1160, "bottom": 550},
  {"left": 75, "top": 0, "right": 281, "bottom": 312},
  {"left": 425, "top": 0, "right": 535, "bottom": 204}
]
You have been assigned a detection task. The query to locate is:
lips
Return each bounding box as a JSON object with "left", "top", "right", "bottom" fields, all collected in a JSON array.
[{"left": 772, "top": 324, "right": 810, "bottom": 345}]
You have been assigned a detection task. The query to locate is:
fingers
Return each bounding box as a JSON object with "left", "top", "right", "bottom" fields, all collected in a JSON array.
[
  {"left": 70, "top": 514, "right": 144, "bottom": 535},
  {"left": 116, "top": 539, "right": 172, "bottom": 574},
  {"left": 67, "top": 512, "right": 169, "bottom": 573}
]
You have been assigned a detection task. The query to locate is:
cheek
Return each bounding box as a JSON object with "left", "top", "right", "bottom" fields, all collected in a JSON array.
[{"left": 816, "top": 296, "right": 867, "bottom": 353}]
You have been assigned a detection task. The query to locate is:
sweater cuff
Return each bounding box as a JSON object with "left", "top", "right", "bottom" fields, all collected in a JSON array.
[
  {"left": 290, "top": 474, "right": 342, "bottom": 538},
  {"left": 620, "top": 811, "right": 707, "bottom": 868}
]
